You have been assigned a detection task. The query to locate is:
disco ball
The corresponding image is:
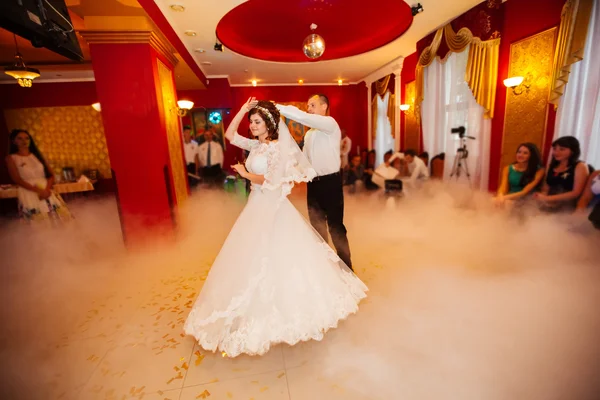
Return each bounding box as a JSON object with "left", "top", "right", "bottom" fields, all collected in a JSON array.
[
  {"left": 208, "top": 111, "right": 222, "bottom": 124},
  {"left": 303, "top": 33, "right": 325, "bottom": 59}
]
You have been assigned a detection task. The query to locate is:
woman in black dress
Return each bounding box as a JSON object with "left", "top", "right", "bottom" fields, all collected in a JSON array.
[{"left": 534, "top": 136, "right": 589, "bottom": 212}]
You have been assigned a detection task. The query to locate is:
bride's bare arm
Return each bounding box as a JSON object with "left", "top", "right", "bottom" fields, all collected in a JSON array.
[
  {"left": 224, "top": 97, "right": 258, "bottom": 142},
  {"left": 231, "top": 163, "right": 265, "bottom": 185}
]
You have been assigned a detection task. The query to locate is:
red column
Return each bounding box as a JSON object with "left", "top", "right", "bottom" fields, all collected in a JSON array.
[{"left": 83, "top": 32, "right": 188, "bottom": 246}]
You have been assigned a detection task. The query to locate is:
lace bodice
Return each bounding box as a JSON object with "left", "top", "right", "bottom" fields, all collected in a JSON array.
[{"left": 231, "top": 133, "right": 279, "bottom": 187}]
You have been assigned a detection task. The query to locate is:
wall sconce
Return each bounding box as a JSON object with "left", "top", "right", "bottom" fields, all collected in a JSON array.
[
  {"left": 399, "top": 104, "right": 410, "bottom": 112},
  {"left": 176, "top": 100, "right": 194, "bottom": 116},
  {"left": 91, "top": 102, "right": 101, "bottom": 112},
  {"left": 504, "top": 75, "right": 531, "bottom": 95}
]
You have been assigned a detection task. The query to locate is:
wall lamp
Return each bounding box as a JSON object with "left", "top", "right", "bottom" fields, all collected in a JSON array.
[
  {"left": 503, "top": 75, "right": 531, "bottom": 95},
  {"left": 176, "top": 100, "right": 194, "bottom": 116}
]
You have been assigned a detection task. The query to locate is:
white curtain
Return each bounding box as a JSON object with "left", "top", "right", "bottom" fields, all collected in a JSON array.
[
  {"left": 421, "top": 46, "right": 491, "bottom": 190},
  {"left": 553, "top": 0, "right": 600, "bottom": 168}
]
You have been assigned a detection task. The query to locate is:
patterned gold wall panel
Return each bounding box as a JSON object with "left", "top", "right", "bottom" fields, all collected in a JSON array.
[
  {"left": 500, "top": 28, "right": 557, "bottom": 173},
  {"left": 156, "top": 59, "right": 188, "bottom": 206},
  {"left": 4, "top": 106, "right": 112, "bottom": 178},
  {"left": 404, "top": 80, "right": 420, "bottom": 151}
]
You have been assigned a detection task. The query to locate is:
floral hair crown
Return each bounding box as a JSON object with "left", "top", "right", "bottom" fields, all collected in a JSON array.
[{"left": 253, "top": 106, "right": 276, "bottom": 127}]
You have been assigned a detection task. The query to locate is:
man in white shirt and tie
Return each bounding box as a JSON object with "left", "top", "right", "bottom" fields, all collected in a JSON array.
[
  {"left": 182, "top": 125, "right": 200, "bottom": 187},
  {"left": 198, "top": 130, "right": 224, "bottom": 185},
  {"left": 277, "top": 94, "right": 353, "bottom": 270}
]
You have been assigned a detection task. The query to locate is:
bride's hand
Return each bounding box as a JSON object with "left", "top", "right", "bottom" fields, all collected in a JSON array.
[
  {"left": 231, "top": 163, "right": 248, "bottom": 177},
  {"left": 241, "top": 97, "right": 258, "bottom": 113}
]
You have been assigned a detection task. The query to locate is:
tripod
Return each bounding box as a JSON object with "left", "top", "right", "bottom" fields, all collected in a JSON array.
[{"left": 449, "top": 138, "right": 471, "bottom": 184}]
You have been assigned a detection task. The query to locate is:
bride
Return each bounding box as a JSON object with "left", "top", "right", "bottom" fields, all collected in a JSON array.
[{"left": 184, "top": 98, "right": 368, "bottom": 357}]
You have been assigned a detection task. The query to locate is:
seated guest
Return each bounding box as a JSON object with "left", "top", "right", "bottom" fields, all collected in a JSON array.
[
  {"left": 534, "top": 136, "right": 589, "bottom": 212},
  {"left": 5, "top": 129, "right": 71, "bottom": 222},
  {"left": 577, "top": 170, "right": 600, "bottom": 229},
  {"left": 576, "top": 170, "right": 600, "bottom": 210},
  {"left": 345, "top": 155, "right": 365, "bottom": 193},
  {"left": 495, "top": 143, "right": 544, "bottom": 205},
  {"left": 182, "top": 125, "right": 200, "bottom": 187},
  {"left": 364, "top": 150, "right": 379, "bottom": 190},
  {"left": 367, "top": 151, "right": 400, "bottom": 189},
  {"left": 346, "top": 155, "right": 365, "bottom": 184},
  {"left": 198, "top": 129, "right": 224, "bottom": 185},
  {"left": 388, "top": 149, "right": 429, "bottom": 187}
]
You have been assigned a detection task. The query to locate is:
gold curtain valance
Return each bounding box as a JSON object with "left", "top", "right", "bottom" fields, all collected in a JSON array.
[
  {"left": 415, "top": 24, "right": 500, "bottom": 120},
  {"left": 376, "top": 75, "right": 391, "bottom": 96},
  {"left": 549, "top": 0, "right": 593, "bottom": 105}
]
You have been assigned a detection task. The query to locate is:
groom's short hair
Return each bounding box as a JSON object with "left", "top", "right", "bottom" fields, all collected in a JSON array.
[{"left": 310, "top": 94, "right": 330, "bottom": 112}]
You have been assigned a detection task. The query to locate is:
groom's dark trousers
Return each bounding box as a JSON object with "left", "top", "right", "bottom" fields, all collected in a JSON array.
[{"left": 306, "top": 171, "right": 353, "bottom": 271}]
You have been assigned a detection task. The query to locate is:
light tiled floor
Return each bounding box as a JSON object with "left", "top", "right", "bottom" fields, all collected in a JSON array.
[
  {"left": 3, "top": 191, "right": 600, "bottom": 400},
  {"left": 22, "top": 263, "right": 371, "bottom": 400}
]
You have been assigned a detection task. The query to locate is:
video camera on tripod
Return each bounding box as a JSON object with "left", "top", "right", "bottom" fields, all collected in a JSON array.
[
  {"left": 451, "top": 126, "right": 475, "bottom": 140},
  {"left": 449, "top": 126, "right": 476, "bottom": 183}
]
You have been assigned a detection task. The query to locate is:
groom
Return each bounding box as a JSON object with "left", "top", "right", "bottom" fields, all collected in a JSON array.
[{"left": 277, "top": 95, "right": 353, "bottom": 271}]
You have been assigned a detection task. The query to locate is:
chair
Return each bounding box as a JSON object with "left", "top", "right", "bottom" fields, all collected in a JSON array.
[{"left": 430, "top": 153, "right": 445, "bottom": 179}]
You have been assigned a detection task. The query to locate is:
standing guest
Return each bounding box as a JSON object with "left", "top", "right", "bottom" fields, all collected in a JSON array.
[
  {"left": 182, "top": 125, "right": 200, "bottom": 187},
  {"left": 5, "top": 129, "right": 71, "bottom": 222},
  {"left": 198, "top": 129, "right": 224, "bottom": 185},
  {"left": 340, "top": 129, "right": 352, "bottom": 169}
]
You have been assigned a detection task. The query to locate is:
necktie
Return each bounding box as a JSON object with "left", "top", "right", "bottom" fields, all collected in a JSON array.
[{"left": 206, "top": 142, "right": 211, "bottom": 167}]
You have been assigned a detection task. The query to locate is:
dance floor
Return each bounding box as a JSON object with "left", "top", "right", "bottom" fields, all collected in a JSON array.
[{"left": 1, "top": 184, "right": 599, "bottom": 400}]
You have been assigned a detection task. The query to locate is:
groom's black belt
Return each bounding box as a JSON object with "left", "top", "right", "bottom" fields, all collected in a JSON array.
[{"left": 311, "top": 171, "right": 340, "bottom": 182}]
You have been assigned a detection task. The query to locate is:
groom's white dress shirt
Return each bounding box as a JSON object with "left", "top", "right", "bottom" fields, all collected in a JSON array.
[{"left": 276, "top": 105, "right": 341, "bottom": 176}]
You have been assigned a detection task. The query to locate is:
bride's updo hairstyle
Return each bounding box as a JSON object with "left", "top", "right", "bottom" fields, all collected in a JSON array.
[{"left": 248, "top": 100, "right": 280, "bottom": 141}]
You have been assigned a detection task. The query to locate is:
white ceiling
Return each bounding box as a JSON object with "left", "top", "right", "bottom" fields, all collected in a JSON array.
[{"left": 154, "top": 0, "right": 486, "bottom": 86}]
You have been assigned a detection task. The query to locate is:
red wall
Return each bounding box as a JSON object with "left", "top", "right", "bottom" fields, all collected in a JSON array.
[
  {"left": 488, "top": 0, "right": 564, "bottom": 190},
  {"left": 1, "top": 79, "right": 368, "bottom": 180}
]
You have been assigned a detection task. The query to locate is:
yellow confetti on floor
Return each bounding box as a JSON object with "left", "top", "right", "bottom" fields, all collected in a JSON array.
[
  {"left": 194, "top": 351, "right": 205, "bottom": 366},
  {"left": 196, "top": 389, "right": 211, "bottom": 398}
]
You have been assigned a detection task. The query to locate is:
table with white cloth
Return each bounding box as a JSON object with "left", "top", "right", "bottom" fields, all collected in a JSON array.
[{"left": 0, "top": 181, "right": 95, "bottom": 199}]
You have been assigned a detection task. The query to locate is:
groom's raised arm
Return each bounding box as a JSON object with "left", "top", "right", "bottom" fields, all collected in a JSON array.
[{"left": 276, "top": 104, "right": 338, "bottom": 134}]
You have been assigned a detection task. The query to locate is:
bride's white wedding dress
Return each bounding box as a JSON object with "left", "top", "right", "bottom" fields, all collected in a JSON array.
[{"left": 184, "top": 131, "right": 368, "bottom": 358}]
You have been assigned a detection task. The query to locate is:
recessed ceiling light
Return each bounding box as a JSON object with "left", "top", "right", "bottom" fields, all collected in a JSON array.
[
  {"left": 184, "top": 30, "right": 197, "bottom": 37},
  {"left": 194, "top": 48, "right": 205, "bottom": 53},
  {"left": 298, "top": 79, "right": 303, "bottom": 84},
  {"left": 170, "top": 4, "right": 185, "bottom": 12},
  {"left": 251, "top": 80, "right": 257, "bottom": 87},
  {"left": 201, "top": 61, "right": 212, "bottom": 66},
  {"left": 338, "top": 79, "right": 343, "bottom": 86}
]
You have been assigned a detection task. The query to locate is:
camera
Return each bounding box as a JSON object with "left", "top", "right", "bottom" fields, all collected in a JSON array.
[
  {"left": 451, "top": 126, "right": 465, "bottom": 136},
  {"left": 451, "top": 126, "right": 475, "bottom": 140}
]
